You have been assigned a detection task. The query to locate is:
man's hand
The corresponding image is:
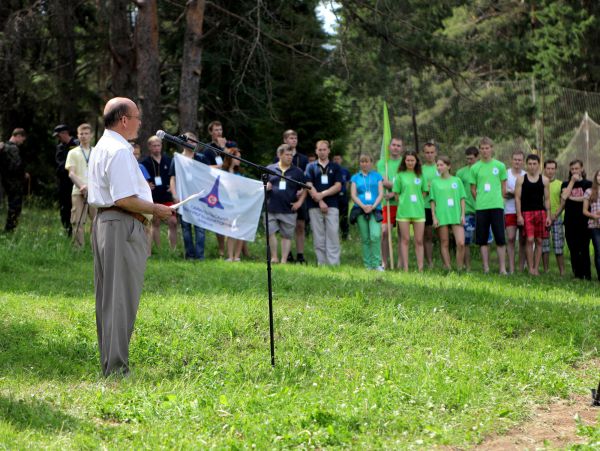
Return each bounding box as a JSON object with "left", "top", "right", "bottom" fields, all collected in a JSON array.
[
  {"left": 362, "top": 205, "right": 373, "bottom": 214},
  {"left": 517, "top": 214, "right": 524, "bottom": 226},
  {"left": 217, "top": 137, "right": 227, "bottom": 148},
  {"left": 149, "top": 182, "right": 156, "bottom": 190},
  {"left": 432, "top": 217, "right": 439, "bottom": 228},
  {"left": 385, "top": 192, "right": 395, "bottom": 200},
  {"left": 153, "top": 204, "right": 172, "bottom": 220},
  {"left": 291, "top": 200, "right": 302, "bottom": 211},
  {"left": 80, "top": 185, "right": 88, "bottom": 196},
  {"left": 266, "top": 181, "right": 272, "bottom": 191},
  {"left": 319, "top": 200, "right": 328, "bottom": 213},
  {"left": 461, "top": 214, "right": 466, "bottom": 226},
  {"left": 545, "top": 215, "right": 552, "bottom": 227},
  {"left": 572, "top": 173, "right": 582, "bottom": 182}
]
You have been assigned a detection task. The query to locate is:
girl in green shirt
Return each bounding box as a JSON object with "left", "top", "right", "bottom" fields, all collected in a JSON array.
[
  {"left": 430, "top": 156, "right": 466, "bottom": 270},
  {"left": 393, "top": 150, "right": 426, "bottom": 272}
]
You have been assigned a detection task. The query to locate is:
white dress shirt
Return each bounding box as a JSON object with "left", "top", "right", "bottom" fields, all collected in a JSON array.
[{"left": 88, "top": 129, "right": 152, "bottom": 210}]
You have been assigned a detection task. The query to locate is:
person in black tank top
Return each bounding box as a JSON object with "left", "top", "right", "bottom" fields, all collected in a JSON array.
[{"left": 515, "top": 154, "right": 551, "bottom": 275}]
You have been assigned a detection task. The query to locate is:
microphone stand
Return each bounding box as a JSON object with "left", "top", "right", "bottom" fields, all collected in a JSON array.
[{"left": 166, "top": 133, "right": 310, "bottom": 367}]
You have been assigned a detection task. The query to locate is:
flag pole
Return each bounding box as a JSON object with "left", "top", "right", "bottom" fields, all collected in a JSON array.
[
  {"left": 385, "top": 159, "right": 394, "bottom": 270},
  {"left": 380, "top": 101, "right": 394, "bottom": 270}
]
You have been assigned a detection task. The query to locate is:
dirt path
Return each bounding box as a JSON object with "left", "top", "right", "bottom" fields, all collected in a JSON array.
[{"left": 475, "top": 394, "right": 598, "bottom": 450}]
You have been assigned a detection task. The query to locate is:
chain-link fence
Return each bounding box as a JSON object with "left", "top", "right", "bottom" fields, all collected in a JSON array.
[{"left": 348, "top": 80, "right": 600, "bottom": 174}]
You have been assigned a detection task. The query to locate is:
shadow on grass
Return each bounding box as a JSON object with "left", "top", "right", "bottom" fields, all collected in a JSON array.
[
  {"left": 0, "top": 394, "right": 85, "bottom": 433},
  {"left": 1, "top": 254, "right": 599, "bottom": 382},
  {"left": 0, "top": 320, "right": 97, "bottom": 380}
]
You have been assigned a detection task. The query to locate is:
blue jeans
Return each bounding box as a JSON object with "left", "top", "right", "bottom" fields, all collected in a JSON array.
[
  {"left": 181, "top": 218, "right": 205, "bottom": 260},
  {"left": 591, "top": 228, "right": 600, "bottom": 281}
]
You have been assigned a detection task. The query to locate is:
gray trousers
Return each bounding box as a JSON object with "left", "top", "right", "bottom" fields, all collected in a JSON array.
[
  {"left": 92, "top": 210, "right": 148, "bottom": 376},
  {"left": 308, "top": 207, "right": 341, "bottom": 265}
]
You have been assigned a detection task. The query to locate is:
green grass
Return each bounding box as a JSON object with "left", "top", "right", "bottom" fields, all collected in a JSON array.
[{"left": 1, "top": 203, "right": 600, "bottom": 448}]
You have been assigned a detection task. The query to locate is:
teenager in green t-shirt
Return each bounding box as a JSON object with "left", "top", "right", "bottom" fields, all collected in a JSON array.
[
  {"left": 422, "top": 142, "right": 439, "bottom": 269},
  {"left": 376, "top": 137, "right": 403, "bottom": 270},
  {"left": 392, "top": 150, "right": 427, "bottom": 272},
  {"left": 469, "top": 137, "right": 508, "bottom": 274},
  {"left": 430, "top": 156, "right": 466, "bottom": 270},
  {"left": 541, "top": 159, "right": 566, "bottom": 275},
  {"left": 456, "top": 146, "right": 479, "bottom": 270}
]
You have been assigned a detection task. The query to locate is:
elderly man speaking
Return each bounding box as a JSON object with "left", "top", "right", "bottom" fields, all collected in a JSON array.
[{"left": 88, "top": 97, "right": 171, "bottom": 376}]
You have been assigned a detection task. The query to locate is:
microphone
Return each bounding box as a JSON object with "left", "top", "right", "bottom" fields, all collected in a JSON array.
[{"left": 156, "top": 130, "right": 195, "bottom": 150}]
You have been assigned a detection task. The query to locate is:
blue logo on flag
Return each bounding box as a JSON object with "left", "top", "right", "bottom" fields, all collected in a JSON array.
[{"left": 199, "top": 176, "right": 225, "bottom": 209}]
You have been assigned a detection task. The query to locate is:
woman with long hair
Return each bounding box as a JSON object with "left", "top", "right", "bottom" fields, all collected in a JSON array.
[
  {"left": 393, "top": 150, "right": 427, "bottom": 271},
  {"left": 429, "top": 156, "right": 466, "bottom": 271},
  {"left": 222, "top": 145, "right": 245, "bottom": 262},
  {"left": 583, "top": 168, "right": 600, "bottom": 281},
  {"left": 560, "top": 159, "right": 592, "bottom": 279}
]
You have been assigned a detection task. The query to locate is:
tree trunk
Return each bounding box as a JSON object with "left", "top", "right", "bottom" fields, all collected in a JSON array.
[
  {"left": 178, "top": 0, "right": 206, "bottom": 135},
  {"left": 135, "top": 0, "right": 161, "bottom": 147},
  {"left": 48, "top": 0, "right": 78, "bottom": 127},
  {"left": 105, "top": 0, "right": 136, "bottom": 99}
]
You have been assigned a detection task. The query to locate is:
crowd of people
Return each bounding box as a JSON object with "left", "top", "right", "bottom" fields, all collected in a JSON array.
[{"left": 2, "top": 124, "right": 600, "bottom": 282}]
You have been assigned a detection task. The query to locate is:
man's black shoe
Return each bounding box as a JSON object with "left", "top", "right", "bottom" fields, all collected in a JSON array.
[
  {"left": 296, "top": 253, "right": 306, "bottom": 264},
  {"left": 287, "top": 252, "right": 295, "bottom": 263}
]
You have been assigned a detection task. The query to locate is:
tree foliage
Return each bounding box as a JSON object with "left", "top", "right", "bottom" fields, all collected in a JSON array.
[{"left": 0, "top": 1, "right": 345, "bottom": 195}]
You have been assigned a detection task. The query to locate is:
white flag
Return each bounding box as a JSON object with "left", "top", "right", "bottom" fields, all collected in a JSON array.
[{"left": 173, "top": 152, "right": 264, "bottom": 241}]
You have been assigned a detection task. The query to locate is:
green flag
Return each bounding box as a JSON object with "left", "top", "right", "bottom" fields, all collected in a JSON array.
[{"left": 379, "top": 101, "right": 392, "bottom": 162}]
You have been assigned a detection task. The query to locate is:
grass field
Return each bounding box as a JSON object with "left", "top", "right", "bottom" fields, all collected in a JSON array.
[{"left": 1, "top": 203, "right": 600, "bottom": 448}]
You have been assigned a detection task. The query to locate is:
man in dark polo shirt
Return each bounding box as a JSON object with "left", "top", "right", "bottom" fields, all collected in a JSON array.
[
  {"left": 141, "top": 135, "right": 178, "bottom": 252},
  {"left": 275, "top": 129, "right": 310, "bottom": 263},
  {"left": 305, "top": 139, "right": 343, "bottom": 265},
  {"left": 333, "top": 154, "right": 351, "bottom": 240},
  {"left": 54, "top": 124, "right": 78, "bottom": 236},
  {"left": 203, "top": 120, "right": 226, "bottom": 168},
  {"left": 266, "top": 144, "right": 307, "bottom": 264}
]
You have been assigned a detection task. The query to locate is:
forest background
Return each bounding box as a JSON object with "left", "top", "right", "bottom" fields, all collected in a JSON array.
[{"left": 2, "top": 0, "right": 600, "bottom": 196}]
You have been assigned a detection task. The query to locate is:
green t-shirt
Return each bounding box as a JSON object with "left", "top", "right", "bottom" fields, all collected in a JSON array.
[
  {"left": 456, "top": 165, "right": 476, "bottom": 214},
  {"left": 376, "top": 158, "right": 402, "bottom": 206},
  {"left": 549, "top": 179, "right": 563, "bottom": 218},
  {"left": 422, "top": 163, "right": 439, "bottom": 209},
  {"left": 430, "top": 176, "right": 466, "bottom": 226},
  {"left": 393, "top": 171, "right": 427, "bottom": 219},
  {"left": 469, "top": 159, "right": 507, "bottom": 211}
]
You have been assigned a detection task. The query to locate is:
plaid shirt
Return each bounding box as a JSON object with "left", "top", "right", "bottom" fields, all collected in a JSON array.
[{"left": 584, "top": 188, "right": 600, "bottom": 228}]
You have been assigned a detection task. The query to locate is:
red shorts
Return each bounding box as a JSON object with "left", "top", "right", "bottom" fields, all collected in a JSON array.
[
  {"left": 382, "top": 205, "right": 398, "bottom": 226},
  {"left": 522, "top": 210, "right": 549, "bottom": 238},
  {"left": 504, "top": 213, "right": 517, "bottom": 227}
]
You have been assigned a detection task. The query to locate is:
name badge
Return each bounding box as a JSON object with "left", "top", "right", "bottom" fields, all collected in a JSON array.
[
  {"left": 154, "top": 176, "right": 163, "bottom": 186},
  {"left": 321, "top": 175, "right": 329, "bottom": 185},
  {"left": 279, "top": 180, "right": 286, "bottom": 190},
  {"left": 365, "top": 191, "right": 372, "bottom": 201},
  {"left": 447, "top": 198, "right": 455, "bottom": 207},
  {"left": 410, "top": 194, "right": 418, "bottom": 203},
  {"left": 215, "top": 156, "right": 223, "bottom": 166},
  {"left": 484, "top": 183, "right": 491, "bottom": 192},
  {"left": 185, "top": 172, "right": 193, "bottom": 182}
]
